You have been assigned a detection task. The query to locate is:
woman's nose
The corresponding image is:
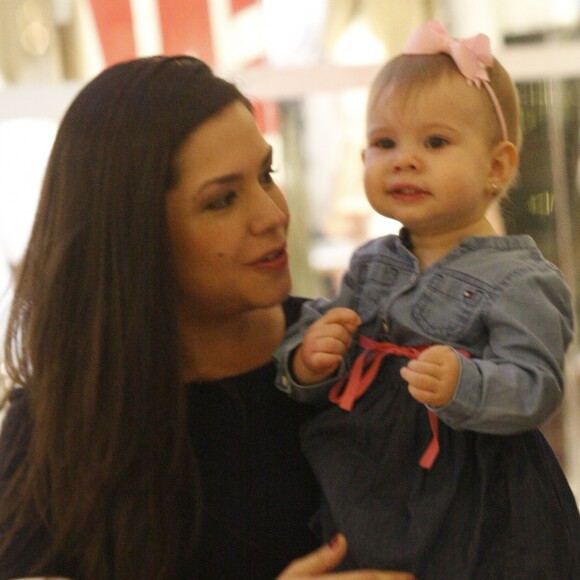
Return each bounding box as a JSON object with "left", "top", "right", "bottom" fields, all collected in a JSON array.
[{"left": 249, "top": 187, "right": 289, "bottom": 235}]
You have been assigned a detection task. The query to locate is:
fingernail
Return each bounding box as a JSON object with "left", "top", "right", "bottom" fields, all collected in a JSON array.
[{"left": 327, "top": 534, "right": 340, "bottom": 549}]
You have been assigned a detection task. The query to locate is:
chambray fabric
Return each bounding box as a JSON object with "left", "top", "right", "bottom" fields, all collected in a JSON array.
[
  {"left": 275, "top": 232, "right": 580, "bottom": 578},
  {"left": 276, "top": 232, "right": 573, "bottom": 433}
]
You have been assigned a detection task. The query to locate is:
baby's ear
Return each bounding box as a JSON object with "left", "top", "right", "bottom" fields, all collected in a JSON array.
[{"left": 489, "top": 140, "right": 519, "bottom": 190}]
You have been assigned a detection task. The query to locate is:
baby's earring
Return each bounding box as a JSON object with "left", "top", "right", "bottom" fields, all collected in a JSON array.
[{"left": 487, "top": 181, "right": 500, "bottom": 196}]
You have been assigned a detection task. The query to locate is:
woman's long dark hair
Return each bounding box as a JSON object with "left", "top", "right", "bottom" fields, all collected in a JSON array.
[{"left": 0, "top": 56, "right": 248, "bottom": 578}]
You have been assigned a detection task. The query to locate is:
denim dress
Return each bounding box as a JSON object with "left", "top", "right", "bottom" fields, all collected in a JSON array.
[{"left": 275, "top": 231, "right": 580, "bottom": 579}]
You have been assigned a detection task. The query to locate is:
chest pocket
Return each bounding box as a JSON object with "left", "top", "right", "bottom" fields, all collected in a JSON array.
[{"left": 412, "top": 273, "right": 488, "bottom": 340}]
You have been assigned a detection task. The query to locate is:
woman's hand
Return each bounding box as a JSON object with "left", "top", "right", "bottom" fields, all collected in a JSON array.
[{"left": 277, "top": 534, "right": 416, "bottom": 579}]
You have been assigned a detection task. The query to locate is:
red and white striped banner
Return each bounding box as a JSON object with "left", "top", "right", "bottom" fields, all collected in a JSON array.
[
  {"left": 88, "top": 0, "right": 261, "bottom": 69},
  {"left": 86, "top": 0, "right": 277, "bottom": 132}
]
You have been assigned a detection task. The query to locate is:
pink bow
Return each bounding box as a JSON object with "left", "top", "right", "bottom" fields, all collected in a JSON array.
[
  {"left": 404, "top": 20, "right": 492, "bottom": 88},
  {"left": 403, "top": 20, "right": 509, "bottom": 142}
]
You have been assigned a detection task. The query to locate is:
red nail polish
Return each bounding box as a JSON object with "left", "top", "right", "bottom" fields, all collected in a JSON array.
[{"left": 328, "top": 534, "right": 340, "bottom": 548}]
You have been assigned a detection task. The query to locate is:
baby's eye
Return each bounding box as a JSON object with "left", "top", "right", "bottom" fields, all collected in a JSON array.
[
  {"left": 425, "top": 136, "right": 448, "bottom": 149},
  {"left": 207, "top": 190, "right": 237, "bottom": 210},
  {"left": 373, "top": 138, "right": 396, "bottom": 149}
]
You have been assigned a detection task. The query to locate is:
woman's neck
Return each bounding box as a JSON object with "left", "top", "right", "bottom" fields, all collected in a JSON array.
[{"left": 179, "top": 304, "right": 286, "bottom": 383}]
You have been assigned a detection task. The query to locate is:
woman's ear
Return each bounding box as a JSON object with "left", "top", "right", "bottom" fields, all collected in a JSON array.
[{"left": 489, "top": 141, "right": 519, "bottom": 190}]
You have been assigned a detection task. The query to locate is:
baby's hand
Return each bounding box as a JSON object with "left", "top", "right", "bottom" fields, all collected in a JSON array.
[
  {"left": 293, "top": 308, "right": 361, "bottom": 385},
  {"left": 400, "top": 345, "right": 460, "bottom": 407}
]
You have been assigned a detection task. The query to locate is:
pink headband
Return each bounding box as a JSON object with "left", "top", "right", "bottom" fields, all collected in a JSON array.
[{"left": 403, "top": 20, "right": 509, "bottom": 142}]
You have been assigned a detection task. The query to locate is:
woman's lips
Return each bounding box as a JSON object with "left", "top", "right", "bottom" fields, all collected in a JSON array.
[{"left": 253, "top": 247, "right": 288, "bottom": 269}]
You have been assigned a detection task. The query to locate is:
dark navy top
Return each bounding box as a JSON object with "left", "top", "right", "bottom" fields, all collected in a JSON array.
[{"left": 0, "top": 296, "right": 319, "bottom": 579}]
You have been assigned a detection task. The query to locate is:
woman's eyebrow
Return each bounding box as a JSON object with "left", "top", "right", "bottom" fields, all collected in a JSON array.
[{"left": 198, "top": 145, "right": 274, "bottom": 191}]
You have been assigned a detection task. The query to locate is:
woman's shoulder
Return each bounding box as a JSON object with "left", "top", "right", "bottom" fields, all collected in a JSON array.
[{"left": 283, "top": 295, "right": 308, "bottom": 327}]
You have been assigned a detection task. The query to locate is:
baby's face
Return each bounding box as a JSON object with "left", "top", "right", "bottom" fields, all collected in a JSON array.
[{"left": 362, "top": 73, "right": 501, "bottom": 240}]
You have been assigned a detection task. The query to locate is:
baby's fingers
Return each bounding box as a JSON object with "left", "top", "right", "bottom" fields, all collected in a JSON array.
[
  {"left": 319, "top": 307, "right": 362, "bottom": 334},
  {"left": 400, "top": 363, "right": 439, "bottom": 405},
  {"left": 400, "top": 346, "right": 459, "bottom": 407},
  {"left": 304, "top": 308, "right": 361, "bottom": 358}
]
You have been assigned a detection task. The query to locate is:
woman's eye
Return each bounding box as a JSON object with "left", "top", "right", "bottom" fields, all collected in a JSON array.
[
  {"left": 207, "top": 190, "right": 237, "bottom": 210},
  {"left": 426, "top": 136, "right": 448, "bottom": 149},
  {"left": 259, "top": 166, "right": 276, "bottom": 187}
]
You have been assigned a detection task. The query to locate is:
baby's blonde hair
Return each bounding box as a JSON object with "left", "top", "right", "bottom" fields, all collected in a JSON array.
[{"left": 367, "top": 53, "right": 522, "bottom": 150}]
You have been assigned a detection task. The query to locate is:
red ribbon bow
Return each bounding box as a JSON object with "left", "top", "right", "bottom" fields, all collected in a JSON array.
[{"left": 329, "top": 334, "right": 469, "bottom": 470}]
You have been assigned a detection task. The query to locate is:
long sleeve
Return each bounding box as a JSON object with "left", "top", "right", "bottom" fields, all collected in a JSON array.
[
  {"left": 274, "top": 270, "right": 365, "bottom": 404},
  {"left": 433, "top": 264, "right": 574, "bottom": 433}
]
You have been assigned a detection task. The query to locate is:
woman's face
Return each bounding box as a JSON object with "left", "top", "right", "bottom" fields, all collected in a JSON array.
[{"left": 166, "top": 101, "right": 291, "bottom": 322}]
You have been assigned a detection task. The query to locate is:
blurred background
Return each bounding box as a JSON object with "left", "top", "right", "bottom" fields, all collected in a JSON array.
[{"left": 0, "top": 0, "right": 579, "bottom": 500}]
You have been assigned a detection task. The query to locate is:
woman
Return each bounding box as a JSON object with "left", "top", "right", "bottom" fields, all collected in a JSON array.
[{"left": 0, "top": 56, "right": 414, "bottom": 579}]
